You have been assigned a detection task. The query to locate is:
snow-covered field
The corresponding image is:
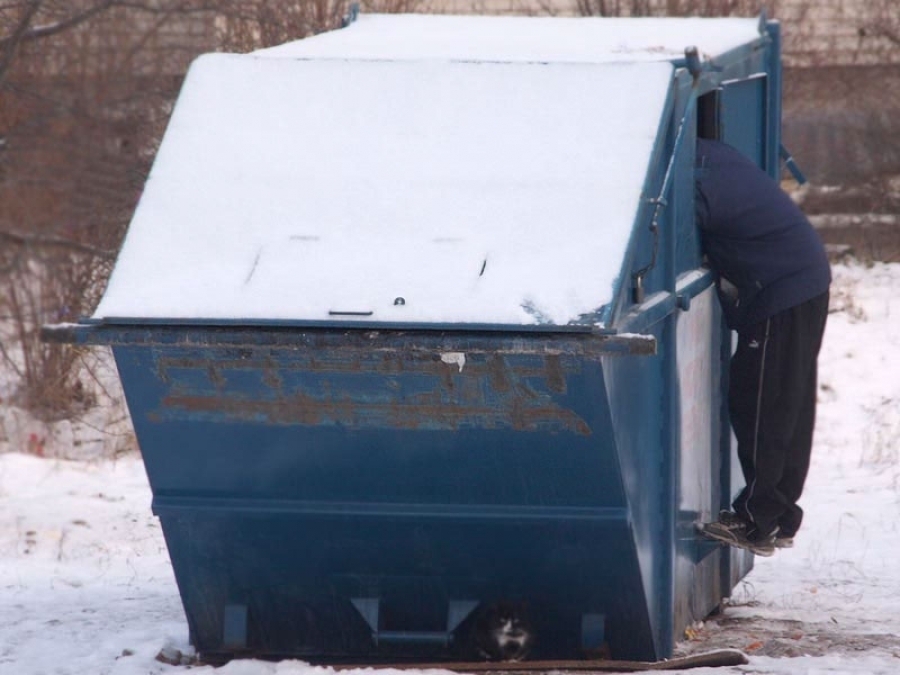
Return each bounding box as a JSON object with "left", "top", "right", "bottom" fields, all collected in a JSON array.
[{"left": 1, "top": 260, "right": 899, "bottom": 675}]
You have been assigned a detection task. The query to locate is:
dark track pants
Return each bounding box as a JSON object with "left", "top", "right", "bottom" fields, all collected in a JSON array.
[{"left": 729, "top": 291, "right": 830, "bottom": 540}]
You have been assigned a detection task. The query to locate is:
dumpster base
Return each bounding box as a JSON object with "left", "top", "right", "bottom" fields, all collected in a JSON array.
[
  {"left": 335, "top": 650, "right": 750, "bottom": 671},
  {"left": 156, "top": 505, "right": 659, "bottom": 663},
  {"left": 196, "top": 650, "right": 749, "bottom": 671}
]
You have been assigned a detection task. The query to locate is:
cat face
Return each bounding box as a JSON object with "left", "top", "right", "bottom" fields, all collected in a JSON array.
[
  {"left": 473, "top": 602, "right": 534, "bottom": 661},
  {"left": 491, "top": 616, "right": 532, "bottom": 659}
]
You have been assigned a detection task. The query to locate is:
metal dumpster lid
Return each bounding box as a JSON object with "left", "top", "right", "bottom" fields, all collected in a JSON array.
[{"left": 92, "top": 16, "right": 761, "bottom": 329}]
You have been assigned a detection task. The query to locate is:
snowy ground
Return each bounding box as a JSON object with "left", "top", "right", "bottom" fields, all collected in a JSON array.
[{"left": 1, "top": 260, "right": 899, "bottom": 675}]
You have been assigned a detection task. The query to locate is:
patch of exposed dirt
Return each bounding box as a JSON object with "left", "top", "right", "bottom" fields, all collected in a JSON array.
[
  {"left": 815, "top": 220, "right": 900, "bottom": 263},
  {"left": 675, "top": 612, "right": 900, "bottom": 660}
]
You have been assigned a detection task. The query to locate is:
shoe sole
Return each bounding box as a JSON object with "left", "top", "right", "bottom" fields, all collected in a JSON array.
[{"left": 697, "top": 522, "right": 776, "bottom": 557}]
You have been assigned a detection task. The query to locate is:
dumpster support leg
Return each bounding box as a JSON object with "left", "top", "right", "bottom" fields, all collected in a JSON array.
[
  {"left": 581, "top": 613, "right": 607, "bottom": 653},
  {"left": 223, "top": 603, "right": 248, "bottom": 650}
]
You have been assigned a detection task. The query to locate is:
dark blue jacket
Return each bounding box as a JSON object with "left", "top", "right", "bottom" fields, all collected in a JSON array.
[{"left": 695, "top": 138, "right": 831, "bottom": 330}]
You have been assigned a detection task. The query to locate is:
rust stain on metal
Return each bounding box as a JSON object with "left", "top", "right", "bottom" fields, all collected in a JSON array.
[
  {"left": 486, "top": 355, "right": 511, "bottom": 393},
  {"left": 153, "top": 348, "right": 591, "bottom": 435},
  {"left": 160, "top": 391, "right": 591, "bottom": 435},
  {"left": 207, "top": 364, "right": 226, "bottom": 390},
  {"left": 544, "top": 354, "right": 566, "bottom": 394},
  {"left": 261, "top": 361, "right": 283, "bottom": 393}
]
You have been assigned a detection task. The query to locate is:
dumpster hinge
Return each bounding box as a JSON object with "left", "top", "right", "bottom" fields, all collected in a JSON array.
[{"left": 341, "top": 2, "right": 360, "bottom": 28}]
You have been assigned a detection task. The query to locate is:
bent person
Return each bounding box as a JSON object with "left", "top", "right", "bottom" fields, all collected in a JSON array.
[{"left": 695, "top": 138, "right": 831, "bottom": 557}]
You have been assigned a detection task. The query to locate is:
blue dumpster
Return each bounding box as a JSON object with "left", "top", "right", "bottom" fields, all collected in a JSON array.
[{"left": 47, "top": 12, "right": 788, "bottom": 663}]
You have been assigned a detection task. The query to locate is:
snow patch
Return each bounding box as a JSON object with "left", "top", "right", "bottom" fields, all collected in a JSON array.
[{"left": 4, "top": 262, "right": 900, "bottom": 674}]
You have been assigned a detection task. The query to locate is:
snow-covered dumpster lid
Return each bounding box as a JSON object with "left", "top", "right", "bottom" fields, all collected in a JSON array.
[
  {"left": 92, "top": 14, "right": 763, "bottom": 329},
  {"left": 255, "top": 13, "right": 762, "bottom": 63}
]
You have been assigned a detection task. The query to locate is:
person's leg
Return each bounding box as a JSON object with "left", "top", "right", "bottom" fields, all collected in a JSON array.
[
  {"left": 776, "top": 291, "right": 830, "bottom": 538},
  {"left": 728, "top": 315, "right": 788, "bottom": 540},
  {"left": 729, "top": 292, "right": 830, "bottom": 540},
  {"left": 728, "top": 322, "right": 766, "bottom": 517},
  {"left": 730, "top": 304, "right": 823, "bottom": 540}
]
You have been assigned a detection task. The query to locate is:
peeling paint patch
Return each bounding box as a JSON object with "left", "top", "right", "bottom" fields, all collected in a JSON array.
[
  {"left": 148, "top": 346, "right": 592, "bottom": 435},
  {"left": 440, "top": 352, "right": 467, "bottom": 373}
]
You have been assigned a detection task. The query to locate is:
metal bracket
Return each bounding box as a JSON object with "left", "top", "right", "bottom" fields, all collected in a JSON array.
[
  {"left": 447, "top": 599, "right": 480, "bottom": 633},
  {"left": 341, "top": 2, "right": 360, "bottom": 28},
  {"left": 684, "top": 46, "right": 703, "bottom": 80},
  {"left": 780, "top": 144, "right": 807, "bottom": 185},
  {"left": 757, "top": 8, "right": 769, "bottom": 35},
  {"left": 222, "top": 603, "right": 248, "bottom": 650},
  {"left": 680, "top": 515, "right": 728, "bottom": 563},
  {"left": 351, "top": 597, "right": 479, "bottom": 647},
  {"left": 693, "top": 536, "right": 726, "bottom": 563},
  {"left": 351, "top": 597, "right": 380, "bottom": 635},
  {"left": 581, "top": 613, "right": 607, "bottom": 651}
]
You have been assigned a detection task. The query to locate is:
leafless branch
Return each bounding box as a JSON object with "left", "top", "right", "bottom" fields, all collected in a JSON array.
[
  {"left": 0, "top": 1, "right": 117, "bottom": 48},
  {"left": 0, "top": 229, "right": 115, "bottom": 258},
  {"left": 0, "top": 0, "right": 40, "bottom": 85}
]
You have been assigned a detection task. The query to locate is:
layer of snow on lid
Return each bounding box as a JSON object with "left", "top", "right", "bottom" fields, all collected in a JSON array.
[
  {"left": 93, "top": 54, "right": 673, "bottom": 326},
  {"left": 255, "top": 14, "right": 763, "bottom": 63}
]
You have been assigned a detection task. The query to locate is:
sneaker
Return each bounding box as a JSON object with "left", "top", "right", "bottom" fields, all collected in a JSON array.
[
  {"left": 699, "top": 518, "right": 778, "bottom": 557},
  {"left": 720, "top": 510, "right": 793, "bottom": 550},
  {"left": 717, "top": 510, "right": 746, "bottom": 529}
]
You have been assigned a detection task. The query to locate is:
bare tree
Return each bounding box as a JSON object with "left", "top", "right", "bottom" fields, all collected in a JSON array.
[
  {"left": 362, "top": 0, "right": 423, "bottom": 12},
  {"left": 214, "top": 0, "right": 423, "bottom": 51},
  {"left": 857, "top": 0, "right": 900, "bottom": 58},
  {"left": 569, "top": 0, "right": 775, "bottom": 18},
  {"left": 213, "top": 0, "right": 346, "bottom": 50},
  {"left": 0, "top": 1, "right": 191, "bottom": 417},
  {"left": 0, "top": 0, "right": 431, "bottom": 420},
  {"left": 0, "top": 2, "right": 220, "bottom": 418}
]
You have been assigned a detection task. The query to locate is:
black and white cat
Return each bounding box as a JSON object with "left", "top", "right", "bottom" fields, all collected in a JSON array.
[{"left": 470, "top": 601, "right": 534, "bottom": 661}]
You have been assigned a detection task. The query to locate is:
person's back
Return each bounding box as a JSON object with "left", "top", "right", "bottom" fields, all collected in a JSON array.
[{"left": 695, "top": 138, "right": 831, "bottom": 329}]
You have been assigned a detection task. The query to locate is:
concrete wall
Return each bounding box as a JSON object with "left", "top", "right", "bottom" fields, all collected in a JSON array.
[
  {"left": 782, "top": 64, "right": 900, "bottom": 184},
  {"left": 415, "top": 0, "right": 899, "bottom": 66}
]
